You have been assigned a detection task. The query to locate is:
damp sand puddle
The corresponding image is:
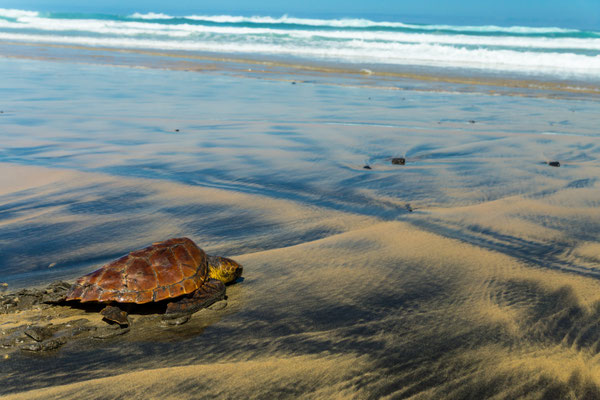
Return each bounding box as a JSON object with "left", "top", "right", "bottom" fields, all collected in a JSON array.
[{"left": 1, "top": 56, "right": 600, "bottom": 398}]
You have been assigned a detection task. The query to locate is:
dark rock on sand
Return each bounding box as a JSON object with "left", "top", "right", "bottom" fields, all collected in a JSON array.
[
  {"left": 11, "top": 289, "right": 43, "bottom": 309},
  {"left": 363, "top": 165, "right": 372, "bottom": 170},
  {"left": 0, "top": 281, "right": 71, "bottom": 313},
  {"left": 548, "top": 161, "right": 560, "bottom": 167},
  {"left": 24, "top": 326, "right": 53, "bottom": 342},
  {"left": 42, "top": 281, "right": 72, "bottom": 303},
  {"left": 20, "top": 337, "right": 66, "bottom": 352},
  {"left": 391, "top": 157, "right": 406, "bottom": 165}
]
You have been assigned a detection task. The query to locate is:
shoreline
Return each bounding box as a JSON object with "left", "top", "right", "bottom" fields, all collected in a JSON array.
[{"left": 2, "top": 40, "right": 600, "bottom": 100}]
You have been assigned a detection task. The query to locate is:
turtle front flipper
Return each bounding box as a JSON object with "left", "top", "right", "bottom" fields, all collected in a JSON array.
[
  {"left": 100, "top": 305, "right": 129, "bottom": 326},
  {"left": 164, "top": 279, "right": 226, "bottom": 319}
]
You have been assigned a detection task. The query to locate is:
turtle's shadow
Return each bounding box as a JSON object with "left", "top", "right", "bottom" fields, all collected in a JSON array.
[{"left": 62, "top": 298, "right": 177, "bottom": 316}]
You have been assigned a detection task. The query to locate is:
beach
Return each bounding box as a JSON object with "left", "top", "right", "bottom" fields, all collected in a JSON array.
[{"left": 1, "top": 35, "right": 600, "bottom": 399}]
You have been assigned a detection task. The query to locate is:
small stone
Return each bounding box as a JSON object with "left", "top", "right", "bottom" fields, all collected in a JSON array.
[
  {"left": 548, "top": 161, "right": 560, "bottom": 167},
  {"left": 24, "top": 326, "right": 53, "bottom": 342},
  {"left": 174, "top": 129, "right": 180, "bottom": 132},
  {"left": 363, "top": 165, "right": 372, "bottom": 170},
  {"left": 391, "top": 157, "right": 406, "bottom": 165}
]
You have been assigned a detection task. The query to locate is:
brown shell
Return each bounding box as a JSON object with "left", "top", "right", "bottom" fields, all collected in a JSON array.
[{"left": 65, "top": 238, "right": 208, "bottom": 304}]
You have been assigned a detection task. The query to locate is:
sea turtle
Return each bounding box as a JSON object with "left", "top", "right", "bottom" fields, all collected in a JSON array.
[{"left": 64, "top": 237, "right": 242, "bottom": 325}]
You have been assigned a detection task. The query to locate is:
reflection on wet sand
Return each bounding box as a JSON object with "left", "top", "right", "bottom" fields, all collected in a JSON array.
[{"left": 1, "top": 56, "right": 600, "bottom": 398}]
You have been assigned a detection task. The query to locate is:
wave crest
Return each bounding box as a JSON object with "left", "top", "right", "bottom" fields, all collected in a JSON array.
[{"left": 0, "top": 8, "right": 39, "bottom": 19}]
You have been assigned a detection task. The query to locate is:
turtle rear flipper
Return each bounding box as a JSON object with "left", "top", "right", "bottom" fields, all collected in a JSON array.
[{"left": 164, "top": 279, "right": 225, "bottom": 318}]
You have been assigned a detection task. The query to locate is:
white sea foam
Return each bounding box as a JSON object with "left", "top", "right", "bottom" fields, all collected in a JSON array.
[
  {"left": 146, "top": 13, "right": 583, "bottom": 34},
  {"left": 0, "top": 8, "right": 39, "bottom": 19},
  {"left": 130, "top": 12, "right": 173, "bottom": 20},
  {"left": 3, "top": 16, "right": 600, "bottom": 52},
  {"left": 0, "top": 8, "right": 590, "bottom": 35},
  {"left": 1, "top": 32, "right": 598, "bottom": 79},
  {"left": 1, "top": 9, "right": 599, "bottom": 80}
]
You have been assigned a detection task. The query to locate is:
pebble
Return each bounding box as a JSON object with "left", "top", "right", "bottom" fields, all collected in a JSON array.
[
  {"left": 391, "top": 157, "right": 406, "bottom": 165},
  {"left": 548, "top": 161, "right": 560, "bottom": 167}
]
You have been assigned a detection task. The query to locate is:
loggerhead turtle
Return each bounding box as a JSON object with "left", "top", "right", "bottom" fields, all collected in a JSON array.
[{"left": 64, "top": 237, "right": 242, "bottom": 324}]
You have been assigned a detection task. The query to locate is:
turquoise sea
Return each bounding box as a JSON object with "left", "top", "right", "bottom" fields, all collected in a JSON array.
[{"left": 1, "top": 7, "right": 599, "bottom": 81}]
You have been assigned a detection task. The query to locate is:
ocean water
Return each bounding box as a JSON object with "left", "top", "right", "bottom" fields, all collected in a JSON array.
[{"left": 1, "top": 7, "right": 600, "bottom": 80}]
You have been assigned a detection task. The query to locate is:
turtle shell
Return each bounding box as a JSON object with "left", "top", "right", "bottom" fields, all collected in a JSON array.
[{"left": 65, "top": 238, "right": 208, "bottom": 304}]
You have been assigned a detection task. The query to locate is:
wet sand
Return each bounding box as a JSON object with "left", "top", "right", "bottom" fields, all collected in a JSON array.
[{"left": 1, "top": 52, "right": 600, "bottom": 398}]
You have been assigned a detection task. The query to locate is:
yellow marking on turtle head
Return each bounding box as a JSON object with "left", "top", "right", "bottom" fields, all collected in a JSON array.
[{"left": 208, "top": 257, "right": 243, "bottom": 284}]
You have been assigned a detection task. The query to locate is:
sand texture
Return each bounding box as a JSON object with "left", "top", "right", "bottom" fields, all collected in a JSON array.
[{"left": 1, "top": 56, "right": 600, "bottom": 398}]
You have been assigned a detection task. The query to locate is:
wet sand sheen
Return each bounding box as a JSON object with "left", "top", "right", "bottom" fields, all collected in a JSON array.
[
  {"left": 1, "top": 41, "right": 599, "bottom": 99},
  {"left": 1, "top": 55, "right": 600, "bottom": 398},
  {"left": 5, "top": 216, "right": 600, "bottom": 398}
]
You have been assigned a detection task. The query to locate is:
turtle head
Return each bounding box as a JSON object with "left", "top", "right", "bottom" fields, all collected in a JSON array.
[{"left": 207, "top": 255, "right": 243, "bottom": 284}]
